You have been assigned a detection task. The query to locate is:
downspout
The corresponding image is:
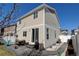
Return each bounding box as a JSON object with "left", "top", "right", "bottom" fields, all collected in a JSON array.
[
  {"left": 76, "top": 34, "right": 78, "bottom": 55},
  {"left": 43, "top": 7, "right": 46, "bottom": 48}
]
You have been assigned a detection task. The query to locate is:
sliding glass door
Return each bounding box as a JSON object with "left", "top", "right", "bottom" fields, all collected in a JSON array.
[{"left": 32, "top": 28, "right": 39, "bottom": 43}]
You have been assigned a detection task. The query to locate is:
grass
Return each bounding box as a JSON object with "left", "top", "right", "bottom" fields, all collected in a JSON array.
[{"left": 0, "top": 45, "right": 16, "bottom": 56}]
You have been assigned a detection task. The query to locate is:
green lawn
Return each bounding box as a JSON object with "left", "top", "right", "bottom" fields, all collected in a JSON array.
[{"left": 0, "top": 45, "right": 16, "bottom": 56}]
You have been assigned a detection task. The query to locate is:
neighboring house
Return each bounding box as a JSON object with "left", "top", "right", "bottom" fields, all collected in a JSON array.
[
  {"left": 3, "top": 24, "right": 16, "bottom": 45},
  {"left": 59, "top": 35, "right": 71, "bottom": 43},
  {"left": 71, "top": 29, "right": 79, "bottom": 55},
  {"left": 59, "top": 29, "right": 71, "bottom": 42},
  {"left": 16, "top": 4, "right": 60, "bottom": 48},
  {"left": 60, "top": 29, "right": 69, "bottom": 35}
]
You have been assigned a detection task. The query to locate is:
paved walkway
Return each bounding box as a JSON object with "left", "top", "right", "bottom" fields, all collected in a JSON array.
[
  {"left": 5, "top": 43, "right": 67, "bottom": 56},
  {"left": 6, "top": 45, "right": 32, "bottom": 56}
]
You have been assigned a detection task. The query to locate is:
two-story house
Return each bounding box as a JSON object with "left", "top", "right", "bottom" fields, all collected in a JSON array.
[{"left": 16, "top": 4, "right": 60, "bottom": 48}]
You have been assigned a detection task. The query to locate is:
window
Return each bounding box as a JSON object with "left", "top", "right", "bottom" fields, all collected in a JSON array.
[
  {"left": 46, "top": 28, "right": 49, "bottom": 39},
  {"left": 48, "top": 8, "right": 55, "bottom": 13},
  {"left": 55, "top": 31, "right": 56, "bottom": 38},
  {"left": 33, "top": 11, "right": 38, "bottom": 19},
  {"left": 32, "top": 28, "right": 39, "bottom": 42},
  {"left": 32, "top": 29, "right": 35, "bottom": 42},
  {"left": 10, "top": 33, "right": 13, "bottom": 36},
  {"left": 16, "top": 35, "right": 18, "bottom": 37},
  {"left": 7, "top": 33, "right": 9, "bottom": 36},
  {"left": 36, "top": 28, "right": 39, "bottom": 41},
  {"left": 45, "top": 8, "right": 55, "bottom": 14},
  {"left": 45, "top": 8, "right": 49, "bottom": 13},
  {"left": 23, "top": 31, "right": 27, "bottom": 37},
  {"left": 19, "top": 20, "right": 21, "bottom": 24}
]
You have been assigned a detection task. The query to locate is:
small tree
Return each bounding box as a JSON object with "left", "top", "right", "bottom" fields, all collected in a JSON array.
[{"left": 0, "top": 3, "right": 21, "bottom": 45}]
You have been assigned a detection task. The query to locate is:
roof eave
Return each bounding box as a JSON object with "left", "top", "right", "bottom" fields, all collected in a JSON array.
[{"left": 16, "top": 4, "right": 56, "bottom": 22}]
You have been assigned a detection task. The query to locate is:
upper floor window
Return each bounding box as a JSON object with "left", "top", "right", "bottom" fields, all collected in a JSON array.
[
  {"left": 33, "top": 11, "right": 38, "bottom": 19},
  {"left": 19, "top": 20, "right": 21, "bottom": 24},
  {"left": 45, "top": 8, "right": 55, "bottom": 14},
  {"left": 45, "top": 8, "right": 49, "bottom": 13},
  {"left": 23, "top": 31, "right": 27, "bottom": 37}
]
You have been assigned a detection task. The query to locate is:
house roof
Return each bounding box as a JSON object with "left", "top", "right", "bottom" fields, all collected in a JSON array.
[
  {"left": 16, "top": 4, "right": 56, "bottom": 21},
  {"left": 3, "top": 24, "right": 16, "bottom": 29}
]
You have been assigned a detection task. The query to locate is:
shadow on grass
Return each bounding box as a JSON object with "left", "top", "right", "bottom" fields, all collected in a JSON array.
[{"left": 0, "top": 45, "right": 16, "bottom": 56}]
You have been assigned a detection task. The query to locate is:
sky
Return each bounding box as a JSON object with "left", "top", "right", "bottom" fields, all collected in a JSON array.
[{"left": 0, "top": 3, "right": 79, "bottom": 31}]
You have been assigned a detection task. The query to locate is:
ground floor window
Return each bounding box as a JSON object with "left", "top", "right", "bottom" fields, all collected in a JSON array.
[
  {"left": 46, "top": 28, "right": 49, "bottom": 40},
  {"left": 10, "top": 33, "right": 13, "bottom": 36},
  {"left": 55, "top": 31, "right": 56, "bottom": 38},
  {"left": 23, "top": 31, "right": 27, "bottom": 37}
]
